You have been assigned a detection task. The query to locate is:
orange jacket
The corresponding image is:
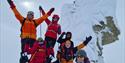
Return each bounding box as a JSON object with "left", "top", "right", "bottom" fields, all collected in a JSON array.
[
  {"left": 57, "top": 43, "right": 86, "bottom": 63},
  {"left": 12, "top": 8, "right": 49, "bottom": 39}
]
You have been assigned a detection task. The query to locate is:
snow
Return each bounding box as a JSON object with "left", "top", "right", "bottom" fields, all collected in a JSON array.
[{"left": 0, "top": 0, "right": 125, "bottom": 63}]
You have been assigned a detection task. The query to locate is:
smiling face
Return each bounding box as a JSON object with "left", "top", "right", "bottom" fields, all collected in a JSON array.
[{"left": 65, "top": 40, "right": 71, "bottom": 48}]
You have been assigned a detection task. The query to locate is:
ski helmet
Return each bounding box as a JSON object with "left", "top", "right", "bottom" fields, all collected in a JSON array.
[
  {"left": 37, "top": 37, "right": 43, "bottom": 42},
  {"left": 27, "top": 11, "right": 34, "bottom": 16}
]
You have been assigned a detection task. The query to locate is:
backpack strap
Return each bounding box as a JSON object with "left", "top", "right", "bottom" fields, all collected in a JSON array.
[
  {"left": 20, "top": 18, "right": 26, "bottom": 32},
  {"left": 33, "top": 20, "right": 38, "bottom": 27}
]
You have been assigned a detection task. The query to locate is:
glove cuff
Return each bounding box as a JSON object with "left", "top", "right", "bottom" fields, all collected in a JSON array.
[{"left": 10, "top": 2, "right": 16, "bottom": 9}]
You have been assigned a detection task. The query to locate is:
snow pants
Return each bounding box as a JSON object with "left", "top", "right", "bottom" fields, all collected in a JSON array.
[{"left": 20, "top": 38, "right": 36, "bottom": 63}]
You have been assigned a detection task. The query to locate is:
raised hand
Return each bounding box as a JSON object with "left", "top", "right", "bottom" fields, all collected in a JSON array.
[
  {"left": 39, "top": 6, "right": 45, "bottom": 15},
  {"left": 83, "top": 36, "right": 92, "bottom": 45},
  {"left": 47, "top": 8, "right": 55, "bottom": 16},
  {"left": 7, "top": 0, "right": 15, "bottom": 8}
]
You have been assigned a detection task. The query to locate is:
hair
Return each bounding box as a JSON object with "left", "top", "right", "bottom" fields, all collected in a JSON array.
[{"left": 65, "top": 32, "right": 72, "bottom": 40}]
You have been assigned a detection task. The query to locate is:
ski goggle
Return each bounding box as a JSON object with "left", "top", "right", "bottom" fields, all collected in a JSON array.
[{"left": 53, "top": 17, "right": 59, "bottom": 20}]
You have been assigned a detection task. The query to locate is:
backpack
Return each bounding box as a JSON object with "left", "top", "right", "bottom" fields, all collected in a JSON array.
[{"left": 20, "top": 18, "right": 37, "bottom": 32}]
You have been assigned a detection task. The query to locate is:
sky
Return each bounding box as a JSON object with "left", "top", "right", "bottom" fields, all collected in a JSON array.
[{"left": 0, "top": 0, "right": 125, "bottom": 63}]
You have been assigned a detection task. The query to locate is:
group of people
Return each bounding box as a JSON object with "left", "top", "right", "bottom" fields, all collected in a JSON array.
[{"left": 7, "top": 0, "right": 92, "bottom": 63}]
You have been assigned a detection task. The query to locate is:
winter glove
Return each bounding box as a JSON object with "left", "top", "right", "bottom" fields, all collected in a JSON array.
[
  {"left": 62, "top": 32, "right": 66, "bottom": 35},
  {"left": 83, "top": 36, "right": 92, "bottom": 45},
  {"left": 46, "top": 57, "right": 52, "bottom": 63},
  {"left": 47, "top": 8, "right": 55, "bottom": 16},
  {"left": 7, "top": 0, "right": 15, "bottom": 9},
  {"left": 57, "top": 32, "right": 65, "bottom": 43},
  {"left": 39, "top": 6, "right": 42, "bottom": 11},
  {"left": 60, "top": 32, "right": 66, "bottom": 38},
  {"left": 39, "top": 6, "right": 46, "bottom": 15}
]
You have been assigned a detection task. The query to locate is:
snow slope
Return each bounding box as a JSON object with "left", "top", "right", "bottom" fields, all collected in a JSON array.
[{"left": 60, "top": 0, "right": 125, "bottom": 63}]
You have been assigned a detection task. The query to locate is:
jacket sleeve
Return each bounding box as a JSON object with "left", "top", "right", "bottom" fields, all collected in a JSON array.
[
  {"left": 57, "top": 33, "right": 65, "bottom": 44},
  {"left": 34, "top": 14, "right": 49, "bottom": 26},
  {"left": 40, "top": 6, "right": 51, "bottom": 25},
  {"left": 74, "top": 42, "right": 86, "bottom": 53},
  {"left": 11, "top": 7, "right": 24, "bottom": 24},
  {"left": 57, "top": 25, "right": 61, "bottom": 35},
  {"left": 45, "top": 19, "right": 51, "bottom": 25}
]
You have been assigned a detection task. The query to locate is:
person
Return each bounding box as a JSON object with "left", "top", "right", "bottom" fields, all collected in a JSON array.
[
  {"left": 53, "top": 32, "right": 74, "bottom": 63},
  {"left": 7, "top": 0, "right": 54, "bottom": 63},
  {"left": 57, "top": 32, "right": 73, "bottom": 44},
  {"left": 55, "top": 35, "right": 92, "bottom": 63},
  {"left": 75, "top": 50, "right": 90, "bottom": 63},
  {"left": 39, "top": 6, "right": 61, "bottom": 63},
  {"left": 24, "top": 37, "right": 47, "bottom": 63}
]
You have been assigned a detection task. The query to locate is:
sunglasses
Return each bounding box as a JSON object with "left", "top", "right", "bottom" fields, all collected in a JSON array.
[{"left": 77, "top": 56, "right": 84, "bottom": 58}]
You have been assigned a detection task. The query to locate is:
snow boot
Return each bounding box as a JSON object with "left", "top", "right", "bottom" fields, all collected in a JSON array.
[{"left": 20, "top": 52, "right": 28, "bottom": 63}]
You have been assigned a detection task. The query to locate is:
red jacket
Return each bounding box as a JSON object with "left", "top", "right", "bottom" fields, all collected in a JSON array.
[
  {"left": 45, "top": 19, "right": 61, "bottom": 39},
  {"left": 25, "top": 41, "right": 47, "bottom": 63}
]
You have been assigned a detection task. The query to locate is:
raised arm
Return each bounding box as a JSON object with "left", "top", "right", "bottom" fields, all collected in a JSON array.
[
  {"left": 39, "top": 6, "right": 51, "bottom": 25},
  {"left": 57, "top": 25, "right": 61, "bottom": 35},
  {"left": 35, "top": 7, "right": 54, "bottom": 26},
  {"left": 57, "top": 32, "right": 65, "bottom": 44},
  {"left": 7, "top": 0, "right": 24, "bottom": 23},
  {"left": 74, "top": 36, "right": 92, "bottom": 53}
]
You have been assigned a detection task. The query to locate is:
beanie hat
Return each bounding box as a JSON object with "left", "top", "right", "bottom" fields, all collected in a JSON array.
[
  {"left": 53, "top": 14, "right": 60, "bottom": 19},
  {"left": 76, "top": 50, "right": 87, "bottom": 58},
  {"left": 37, "top": 37, "right": 43, "bottom": 42},
  {"left": 27, "top": 11, "right": 34, "bottom": 16}
]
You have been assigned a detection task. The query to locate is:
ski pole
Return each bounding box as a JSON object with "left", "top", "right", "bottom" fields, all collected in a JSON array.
[
  {"left": 39, "top": 6, "right": 42, "bottom": 37},
  {"left": 29, "top": 51, "right": 37, "bottom": 62}
]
